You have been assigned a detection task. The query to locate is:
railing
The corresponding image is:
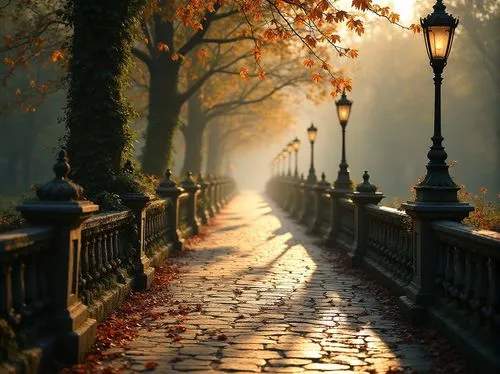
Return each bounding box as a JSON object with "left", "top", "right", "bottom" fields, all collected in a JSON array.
[
  {"left": 365, "top": 205, "right": 413, "bottom": 287},
  {"left": 433, "top": 221, "right": 500, "bottom": 331},
  {"left": 178, "top": 192, "right": 190, "bottom": 236},
  {"left": 266, "top": 172, "right": 500, "bottom": 371},
  {"left": 338, "top": 198, "right": 355, "bottom": 247},
  {"left": 80, "top": 211, "right": 133, "bottom": 305},
  {"left": 144, "top": 199, "right": 169, "bottom": 255},
  {"left": 0, "top": 162, "right": 237, "bottom": 369},
  {"left": 0, "top": 227, "right": 55, "bottom": 347},
  {"left": 319, "top": 191, "right": 331, "bottom": 233}
]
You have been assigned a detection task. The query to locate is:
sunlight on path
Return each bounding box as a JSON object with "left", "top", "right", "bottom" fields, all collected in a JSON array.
[{"left": 99, "top": 190, "right": 439, "bottom": 373}]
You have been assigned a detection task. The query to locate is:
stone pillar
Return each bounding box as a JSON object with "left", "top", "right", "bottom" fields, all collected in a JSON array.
[
  {"left": 156, "top": 170, "right": 185, "bottom": 251},
  {"left": 299, "top": 174, "right": 317, "bottom": 224},
  {"left": 401, "top": 200, "right": 472, "bottom": 313},
  {"left": 325, "top": 189, "right": 351, "bottom": 248},
  {"left": 214, "top": 176, "right": 222, "bottom": 212},
  {"left": 349, "top": 171, "right": 384, "bottom": 265},
  {"left": 121, "top": 192, "right": 154, "bottom": 291},
  {"left": 207, "top": 174, "right": 216, "bottom": 218},
  {"left": 181, "top": 172, "right": 201, "bottom": 235},
  {"left": 197, "top": 173, "right": 209, "bottom": 225},
  {"left": 310, "top": 172, "right": 331, "bottom": 234},
  {"left": 17, "top": 151, "right": 99, "bottom": 364},
  {"left": 291, "top": 174, "right": 305, "bottom": 219}
]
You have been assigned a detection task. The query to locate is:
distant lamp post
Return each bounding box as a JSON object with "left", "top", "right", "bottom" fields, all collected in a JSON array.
[
  {"left": 416, "top": 0, "right": 460, "bottom": 202},
  {"left": 306, "top": 123, "right": 318, "bottom": 184},
  {"left": 287, "top": 142, "right": 294, "bottom": 177},
  {"left": 333, "top": 91, "right": 353, "bottom": 192},
  {"left": 281, "top": 149, "right": 287, "bottom": 177},
  {"left": 292, "top": 137, "right": 301, "bottom": 179}
]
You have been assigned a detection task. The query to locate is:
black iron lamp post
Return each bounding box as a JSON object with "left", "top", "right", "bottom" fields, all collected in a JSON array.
[
  {"left": 415, "top": 0, "right": 460, "bottom": 202},
  {"left": 333, "top": 91, "right": 354, "bottom": 192},
  {"left": 306, "top": 123, "right": 318, "bottom": 184},
  {"left": 287, "top": 142, "right": 294, "bottom": 177},
  {"left": 293, "top": 137, "right": 301, "bottom": 179}
]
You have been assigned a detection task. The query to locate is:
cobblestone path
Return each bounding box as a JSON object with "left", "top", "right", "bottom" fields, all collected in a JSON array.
[{"left": 100, "top": 191, "right": 448, "bottom": 373}]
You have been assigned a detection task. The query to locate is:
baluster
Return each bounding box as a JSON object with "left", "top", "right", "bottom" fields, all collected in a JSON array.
[
  {"left": 12, "top": 258, "right": 27, "bottom": 319},
  {"left": 37, "top": 253, "right": 50, "bottom": 309},
  {"left": 2, "top": 263, "right": 17, "bottom": 324},
  {"left": 80, "top": 236, "right": 90, "bottom": 293},
  {"left": 459, "top": 250, "right": 474, "bottom": 310},
  {"left": 114, "top": 229, "right": 121, "bottom": 266},
  {"left": 94, "top": 235, "right": 103, "bottom": 281},
  {"left": 450, "top": 247, "right": 463, "bottom": 303},
  {"left": 102, "top": 232, "right": 111, "bottom": 272},
  {"left": 443, "top": 244, "right": 454, "bottom": 299},
  {"left": 435, "top": 242, "right": 446, "bottom": 295},
  {"left": 471, "top": 255, "right": 488, "bottom": 322},
  {"left": 482, "top": 258, "right": 498, "bottom": 325},
  {"left": 24, "top": 252, "right": 40, "bottom": 315}
]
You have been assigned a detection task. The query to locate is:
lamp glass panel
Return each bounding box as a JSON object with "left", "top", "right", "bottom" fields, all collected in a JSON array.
[
  {"left": 287, "top": 143, "right": 293, "bottom": 153},
  {"left": 293, "top": 139, "right": 301, "bottom": 150},
  {"left": 337, "top": 105, "right": 351, "bottom": 122},
  {"left": 307, "top": 129, "right": 317, "bottom": 143},
  {"left": 428, "top": 25, "right": 450, "bottom": 59}
]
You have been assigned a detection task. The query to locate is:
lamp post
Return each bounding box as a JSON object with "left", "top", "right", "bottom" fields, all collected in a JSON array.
[
  {"left": 306, "top": 123, "right": 318, "bottom": 184},
  {"left": 333, "top": 91, "right": 353, "bottom": 192},
  {"left": 287, "top": 141, "right": 293, "bottom": 177},
  {"left": 415, "top": 0, "right": 460, "bottom": 202},
  {"left": 281, "top": 149, "right": 287, "bottom": 177},
  {"left": 293, "top": 137, "right": 301, "bottom": 179},
  {"left": 400, "top": 0, "right": 472, "bottom": 311}
]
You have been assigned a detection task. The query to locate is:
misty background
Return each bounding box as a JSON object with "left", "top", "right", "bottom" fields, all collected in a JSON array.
[{"left": 0, "top": 0, "right": 498, "bottom": 205}]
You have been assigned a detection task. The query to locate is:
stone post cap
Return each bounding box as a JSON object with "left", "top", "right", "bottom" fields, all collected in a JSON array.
[
  {"left": 17, "top": 150, "right": 99, "bottom": 225},
  {"left": 317, "top": 172, "right": 331, "bottom": 189},
  {"left": 350, "top": 171, "right": 385, "bottom": 204},
  {"left": 156, "top": 169, "right": 185, "bottom": 197},
  {"left": 356, "top": 171, "right": 378, "bottom": 193},
  {"left": 36, "top": 150, "right": 85, "bottom": 201},
  {"left": 181, "top": 171, "right": 200, "bottom": 192}
]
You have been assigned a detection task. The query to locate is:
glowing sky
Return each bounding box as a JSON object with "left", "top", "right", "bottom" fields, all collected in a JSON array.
[{"left": 390, "top": 0, "right": 417, "bottom": 22}]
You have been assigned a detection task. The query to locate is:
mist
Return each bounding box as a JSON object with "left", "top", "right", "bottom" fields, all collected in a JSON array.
[{"left": 231, "top": 12, "right": 499, "bottom": 200}]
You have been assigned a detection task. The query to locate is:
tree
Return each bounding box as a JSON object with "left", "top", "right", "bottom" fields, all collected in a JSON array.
[
  {"left": 179, "top": 47, "right": 318, "bottom": 175},
  {"left": 64, "top": 0, "right": 147, "bottom": 200},
  {"left": 134, "top": 0, "right": 413, "bottom": 176},
  {"left": 205, "top": 94, "right": 295, "bottom": 175}
]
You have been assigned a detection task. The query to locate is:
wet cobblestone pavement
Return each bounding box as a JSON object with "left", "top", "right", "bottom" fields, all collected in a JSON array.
[{"left": 93, "top": 191, "right": 465, "bottom": 373}]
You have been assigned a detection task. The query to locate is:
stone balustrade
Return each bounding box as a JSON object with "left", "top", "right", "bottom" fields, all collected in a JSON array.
[
  {"left": 266, "top": 170, "right": 500, "bottom": 372},
  {"left": 0, "top": 153, "right": 237, "bottom": 371}
]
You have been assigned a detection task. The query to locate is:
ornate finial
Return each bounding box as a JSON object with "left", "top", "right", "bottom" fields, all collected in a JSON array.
[
  {"left": 123, "top": 160, "right": 134, "bottom": 174},
  {"left": 182, "top": 171, "right": 195, "bottom": 187},
  {"left": 53, "top": 150, "right": 70, "bottom": 179},
  {"left": 356, "top": 171, "right": 377, "bottom": 193},
  {"left": 158, "top": 168, "right": 177, "bottom": 188},
  {"left": 319, "top": 172, "right": 330, "bottom": 187},
  {"left": 434, "top": 0, "right": 445, "bottom": 11},
  {"left": 197, "top": 172, "right": 205, "bottom": 182},
  {"left": 36, "top": 150, "right": 84, "bottom": 201}
]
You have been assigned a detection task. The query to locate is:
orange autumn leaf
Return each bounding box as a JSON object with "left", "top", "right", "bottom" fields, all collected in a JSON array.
[
  {"left": 239, "top": 67, "right": 249, "bottom": 80},
  {"left": 50, "top": 50, "right": 64, "bottom": 62},
  {"left": 145, "top": 361, "right": 158, "bottom": 370},
  {"left": 157, "top": 42, "right": 169, "bottom": 52}
]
